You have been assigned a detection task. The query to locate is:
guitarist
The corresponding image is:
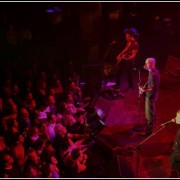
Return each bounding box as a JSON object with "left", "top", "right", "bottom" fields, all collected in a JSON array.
[
  {"left": 139, "top": 58, "right": 160, "bottom": 136},
  {"left": 114, "top": 29, "right": 139, "bottom": 91}
]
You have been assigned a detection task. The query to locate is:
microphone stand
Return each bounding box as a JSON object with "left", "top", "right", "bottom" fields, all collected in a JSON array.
[
  {"left": 129, "top": 123, "right": 170, "bottom": 178},
  {"left": 137, "top": 69, "right": 141, "bottom": 123},
  {"left": 101, "top": 43, "right": 115, "bottom": 88}
]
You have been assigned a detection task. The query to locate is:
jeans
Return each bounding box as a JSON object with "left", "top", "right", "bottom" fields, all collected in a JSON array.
[{"left": 145, "top": 97, "right": 157, "bottom": 132}]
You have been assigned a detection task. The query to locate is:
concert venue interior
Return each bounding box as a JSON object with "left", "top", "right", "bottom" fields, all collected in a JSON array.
[{"left": 0, "top": 2, "right": 179, "bottom": 178}]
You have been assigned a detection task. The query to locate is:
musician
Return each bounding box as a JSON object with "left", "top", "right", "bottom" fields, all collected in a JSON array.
[
  {"left": 114, "top": 29, "right": 139, "bottom": 91},
  {"left": 139, "top": 58, "right": 160, "bottom": 135},
  {"left": 169, "top": 110, "right": 180, "bottom": 177}
]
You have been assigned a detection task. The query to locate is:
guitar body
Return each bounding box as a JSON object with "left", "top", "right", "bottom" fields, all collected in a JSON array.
[
  {"left": 117, "top": 51, "right": 131, "bottom": 63},
  {"left": 103, "top": 62, "right": 119, "bottom": 76},
  {"left": 103, "top": 52, "right": 130, "bottom": 76},
  {"left": 139, "top": 86, "right": 146, "bottom": 98},
  {"left": 103, "top": 40, "right": 138, "bottom": 76},
  {"left": 103, "top": 63, "right": 113, "bottom": 76},
  {"left": 116, "top": 40, "right": 138, "bottom": 63}
]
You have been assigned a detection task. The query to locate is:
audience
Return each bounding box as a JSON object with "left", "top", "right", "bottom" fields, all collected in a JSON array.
[
  {"left": 0, "top": 53, "right": 105, "bottom": 178},
  {"left": 0, "top": 16, "right": 105, "bottom": 177}
]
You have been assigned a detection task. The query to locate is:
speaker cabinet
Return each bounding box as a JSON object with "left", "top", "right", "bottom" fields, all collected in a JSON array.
[{"left": 165, "top": 55, "right": 180, "bottom": 77}]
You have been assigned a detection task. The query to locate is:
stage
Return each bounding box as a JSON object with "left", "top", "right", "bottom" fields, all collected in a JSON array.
[{"left": 89, "top": 69, "right": 180, "bottom": 178}]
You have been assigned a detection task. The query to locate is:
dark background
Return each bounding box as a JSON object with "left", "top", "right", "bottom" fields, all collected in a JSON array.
[{"left": 0, "top": 2, "right": 179, "bottom": 75}]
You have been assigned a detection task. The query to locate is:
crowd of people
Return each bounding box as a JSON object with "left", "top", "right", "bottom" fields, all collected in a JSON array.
[{"left": 0, "top": 58, "right": 106, "bottom": 178}]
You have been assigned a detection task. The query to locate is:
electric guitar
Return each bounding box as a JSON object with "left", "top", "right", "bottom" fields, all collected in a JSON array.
[
  {"left": 116, "top": 41, "right": 134, "bottom": 63},
  {"left": 103, "top": 51, "right": 132, "bottom": 77},
  {"left": 103, "top": 40, "right": 137, "bottom": 76},
  {"left": 139, "top": 86, "right": 146, "bottom": 97},
  {"left": 117, "top": 52, "right": 132, "bottom": 63}
]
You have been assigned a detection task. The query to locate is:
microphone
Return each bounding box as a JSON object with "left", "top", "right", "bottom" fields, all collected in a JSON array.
[
  {"left": 160, "top": 110, "right": 180, "bottom": 126},
  {"left": 108, "top": 40, "right": 116, "bottom": 46},
  {"left": 160, "top": 118, "right": 176, "bottom": 126},
  {"left": 133, "top": 66, "right": 143, "bottom": 71}
]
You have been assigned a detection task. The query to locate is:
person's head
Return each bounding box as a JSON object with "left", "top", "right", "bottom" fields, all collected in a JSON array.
[
  {"left": 144, "top": 57, "right": 156, "bottom": 71},
  {"left": 48, "top": 95, "right": 55, "bottom": 104},
  {"left": 27, "top": 148, "right": 39, "bottom": 164},
  {"left": 7, "top": 118, "right": 19, "bottom": 133},
  {"left": 49, "top": 88, "right": 55, "bottom": 96},
  {"left": 26, "top": 165, "right": 39, "bottom": 177},
  {"left": 40, "top": 71, "right": 46, "bottom": 80},
  {"left": 31, "top": 126, "right": 39, "bottom": 136},
  {"left": 26, "top": 80, "right": 33, "bottom": 89},
  {"left": 63, "top": 114, "right": 76, "bottom": 127},
  {"left": 49, "top": 114, "right": 57, "bottom": 124},
  {"left": 3, "top": 153, "right": 14, "bottom": 166},
  {"left": 7, "top": 97, "right": 15, "bottom": 105},
  {"left": 12, "top": 83, "right": 19, "bottom": 94},
  {"left": 54, "top": 123, "right": 67, "bottom": 136},
  {"left": 2, "top": 152, "right": 14, "bottom": 168},
  {"left": 44, "top": 142, "right": 55, "bottom": 156},
  {"left": 26, "top": 92, "right": 33, "bottom": 100},
  {"left": 69, "top": 80, "right": 76, "bottom": 89},
  {"left": 50, "top": 155, "right": 58, "bottom": 165},
  {"left": 13, "top": 132, "right": 25, "bottom": 145},
  {"left": 20, "top": 108, "right": 29, "bottom": 118},
  {"left": 67, "top": 93, "right": 74, "bottom": 102},
  {"left": 56, "top": 79, "right": 62, "bottom": 86}
]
